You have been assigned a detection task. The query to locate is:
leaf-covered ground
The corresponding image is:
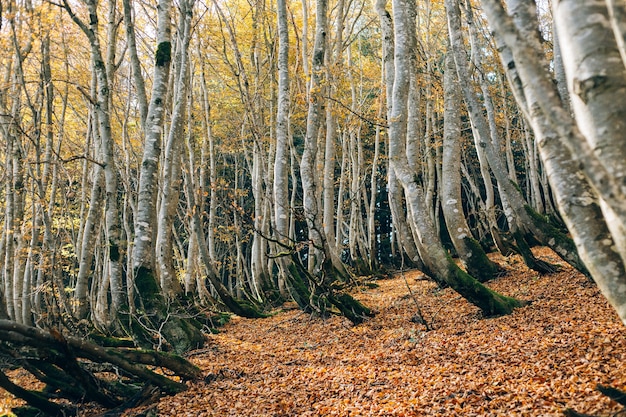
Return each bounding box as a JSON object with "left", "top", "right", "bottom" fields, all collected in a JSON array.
[{"left": 3, "top": 248, "right": 626, "bottom": 416}]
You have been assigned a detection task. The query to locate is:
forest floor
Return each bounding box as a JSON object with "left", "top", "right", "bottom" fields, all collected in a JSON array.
[{"left": 2, "top": 247, "right": 626, "bottom": 416}]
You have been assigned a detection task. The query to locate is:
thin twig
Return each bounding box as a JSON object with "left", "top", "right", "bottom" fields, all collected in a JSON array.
[{"left": 399, "top": 251, "right": 433, "bottom": 331}]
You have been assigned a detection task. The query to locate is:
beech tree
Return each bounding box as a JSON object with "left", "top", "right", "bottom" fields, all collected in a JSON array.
[
  {"left": 480, "top": 0, "right": 626, "bottom": 325},
  {"left": 388, "top": 0, "right": 521, "bottom": 316},
  {"left": 4, "top": 0, "right": 626, "bottom": 357},
  {"left": 441, "top": 49, "right": 498, "bottom": 283},
  {"left": 61, "top": 0, "right": 126, "bottom": 323},
  {"left": 445, "top": 0, "right": 587, "bottom": 276}
]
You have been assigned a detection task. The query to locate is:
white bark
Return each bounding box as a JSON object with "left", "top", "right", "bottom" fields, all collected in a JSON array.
[
  {"left": 300, "top": 0, "right": 330, "bottom": 274},
  {"left": 606, "top": 0, "right": 626, "bottom": 67},
  {"left": 274, "top": 0, "right": 290, "bottom": 253},
  {"left": 374, "top": 0, "right": 422, "bottom": 265},
  {"left": 132, "top": 0, "right": 172, "bottom": 279},
  {"left": 122, "top": 0, "right": 148, "bottom": 127},
  {"left": 441, "top": 50, "right": 488, "bottom": 279},
  {"left": 481, "top": 0, "right": 626, "bottom": 324},
  {"left": 389, "top": 0, "right": 519, "bottom": 315},
  {"left": 156, "top": 0, "right": 194, "bottom": 299},
  {"left": 554, "top": 0, "right": 626, "bottom": 263},
  {"left": 199, "top": 64, "right": 217, "bottom": 264},
  {"left": 62, "top": 0, "right": 125, "bottom": 317}
]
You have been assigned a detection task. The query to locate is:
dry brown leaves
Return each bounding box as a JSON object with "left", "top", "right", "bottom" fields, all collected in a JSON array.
[
  {"left": 174, "top": 248, "right": 626, "bottom": 416},
  {"left": 4, "top": 248, "right": 626, "bottom": 416}
]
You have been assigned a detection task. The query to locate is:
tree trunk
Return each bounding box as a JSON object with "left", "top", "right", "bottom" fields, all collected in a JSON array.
[
  {"left": 390, "top": 0, "right": 521, "bottom": 316},
  {"left": 122, "top": 0, "right": 148, "bottom": 128},
  {"left": 554, "top": 0, "right": 626, "bottom": 265},
  {"left": 131, "top": 0, "right": 172, "bottom": 303},
  {"left": 441, "top": 50, "right": 498, "bottom": 282},
  {"left": 447, "top": 0, "right": 584, "bottom": 274},
  {"left": 480, "top": 0, "right": 626, "bottom": 325},
  {"left": 374, "top": 0, "right": 423, "bottom": 267},
  {"left": 300, "top": 0, "right": 350, "bottom": 280},
  {"left": 156, "top": 0, "right": 194, "bottom": 299},
  {"left": 273, "top": 0, "right": 294, "bottom": 297}
]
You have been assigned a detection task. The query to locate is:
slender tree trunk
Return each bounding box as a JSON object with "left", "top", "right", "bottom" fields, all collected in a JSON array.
[
  {"left": 441, "top": 50, "right": 498, "bottom": 282},
  {"left": 374, "top": 0, "right": 422, "bottom": 267},
  {"left": 122, "top": 0, "right": 148, "bottom": 127},
  {"left": 390, "top": 0, "right": 520, "bottom": 315},
  {"left": 156, "top": 0, "right": 194, "bottom": 299},
  {"left": 63, "top": 0, "right": 125, "bottom": 319},
  {"left": 74, "top": 72, "right": 102, "bottom": 320},
  {"left": 273, "top": 0, "right": 293, "bottom": 296},
  {"left": 606, "top": 0, "right": 626, "bottom": 68},
  {"left": 300, "top": 0, "right": 348, "bottom": 279},
  {"left": 447, "top": 0, "right": 584, "bottom": 273},
  {"left": 131, "top": 0, "right": 172, "bottom": 306},
  {"left": 199, "top": 64, "right": 217, "bottom": 264}
]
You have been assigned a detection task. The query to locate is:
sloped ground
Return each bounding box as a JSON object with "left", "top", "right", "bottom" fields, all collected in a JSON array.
[
  {"left": 148, "top": 248, "right": 626, "bottom": 416},
  {"left": 2, "top": 248, "right": 625, "bottom": 416}
]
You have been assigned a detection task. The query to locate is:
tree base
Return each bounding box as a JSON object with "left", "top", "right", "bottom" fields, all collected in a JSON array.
[
  {"left": 446, "top": 259, "right": 525, "bottom": 316},
  {"left": 285, "top": 255, "right": 374, "bottom": 324},
  {"left": 462, "top": 237, "right": 500, "bottom": 282},
  {"left": 513, "top": 230, "right": 560, "bottom": 275}
]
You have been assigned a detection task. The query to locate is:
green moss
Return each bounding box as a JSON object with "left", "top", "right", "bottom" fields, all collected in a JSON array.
[
  {"left": 234, "top": 299, "right": 268, "bottom": 318},
  {"left": 162, "top": 317, "right": 204, "bottom": 354},
  {"left": 445, "top": 257, "right": 523, "bottom": 316},
  {"left": 88, "top": 333, "right": 135, "bottom": 348},
  {"left": 133, "top": 266, "right": 162, "bottom": 310},
  {"left": 287, "top": 262, "right": 312, "bottom": 310},
  {"left": 155, "top": 41, "right": 172, "bottom": 67},
  {"left": 510, "top": 179, "right": 523, "bottom": 195},
  {"left": 329, "top": 292, "right": 374, "bottom": 324},
  {"left": 524, "top": 205, "right": 589, "bottom": 275},
  {"left": 462, "top": 237, "right": 498, "bottom": 282},
  {"left": 512, "top": 229, "right": 559, "bottom": 274},
  {"left": 352, "top": 258, "right": 373, "bottom": 276},
  {"left": 124, "top": 315, "right": 155, "bottom": 350}
]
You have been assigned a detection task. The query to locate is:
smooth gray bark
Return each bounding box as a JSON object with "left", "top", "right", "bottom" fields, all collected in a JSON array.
[
  {"left": 63, "top": 0, "right": 125, "bottom": 317},
  {"left": 374, "top": 0, "right": 422, "bottom": 266},
  {"left": 481, "top": 0, "right": 626, "bottom": 324},
  {"left": 390, "top": 0, "right": 519, "bottom": 315},
  {"left": 441, "top": 50, "right": 497, "bottom": 282},
  {"left": 300, "top": 0, "right": 348, "bottom": 278},
  {"left": 157, "top": 0, "right": 194, "bottom": 299},
  {"left": 273, "top": 0, "right": 292, "bottom": 291},
  {"left": 447, "top": 0, "right": 584, "bottom": 272},
  {"left": 554, "top": 0, "right": 626, "bottom": 264},
  {"left": 131, "top": 0, "right": 172, "bottom": 285},
  {"left": 122, "top": 0, "right": 148, "bottom": 127}
]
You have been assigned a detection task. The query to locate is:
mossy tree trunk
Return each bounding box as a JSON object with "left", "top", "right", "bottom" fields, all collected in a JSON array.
[
  {"left": 389, "top": 0, "right": 522, "bottom": 317},
  {"left": 286, "top": 254, "right": 373, "bottom": 324},
  {"left": 441, "top": 49, "right": 499, "bottom": 283},
  {"left": 128, "top": 267, "right": 205, "bottom": 353},
  {"left": 480, "top": 0, "right": 626, "bottom": 325}
]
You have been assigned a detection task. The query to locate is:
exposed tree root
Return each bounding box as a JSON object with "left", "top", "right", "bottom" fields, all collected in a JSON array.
[{"left": 0, "top": 320, "right": 201, "bottom": 416}]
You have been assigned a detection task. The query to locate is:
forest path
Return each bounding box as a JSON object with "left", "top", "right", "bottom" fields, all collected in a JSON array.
[{"left": 141, "top": 248, "right": 624, "bottom": 416}]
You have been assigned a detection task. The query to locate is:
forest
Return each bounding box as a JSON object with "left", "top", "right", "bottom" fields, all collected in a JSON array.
[{"left": 0, "top": 0, "right": 625, "bottom": 413}]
